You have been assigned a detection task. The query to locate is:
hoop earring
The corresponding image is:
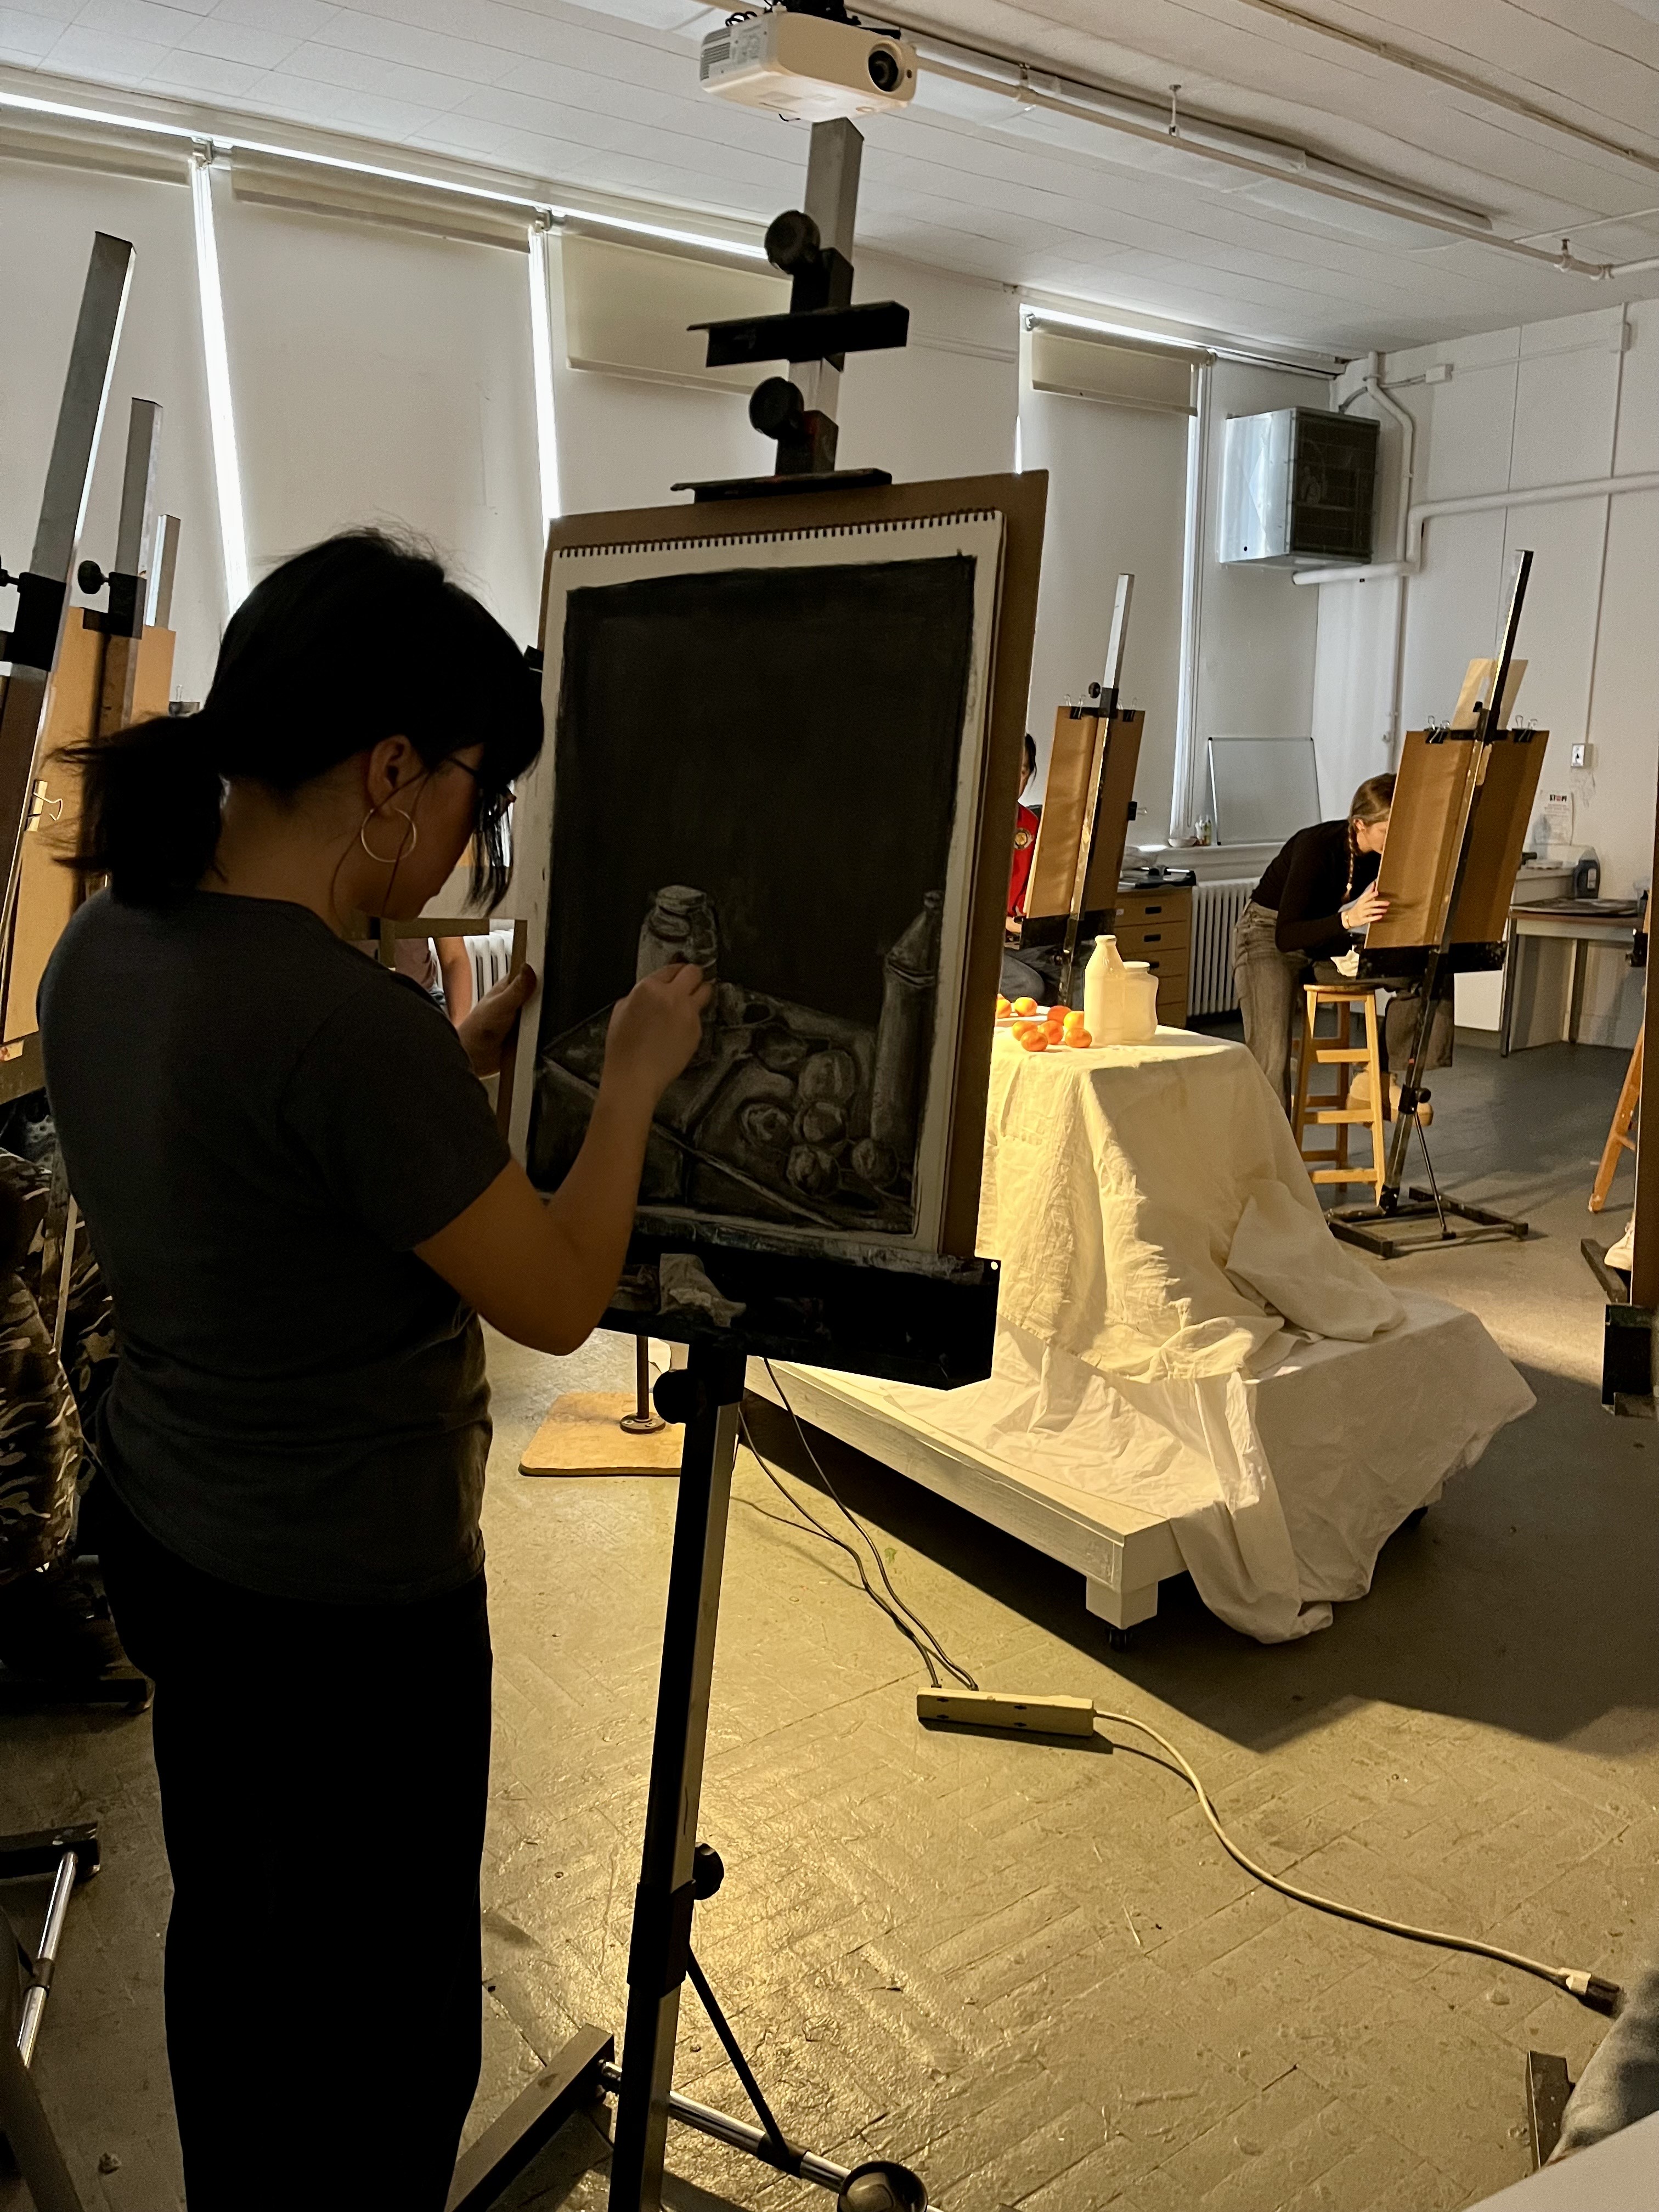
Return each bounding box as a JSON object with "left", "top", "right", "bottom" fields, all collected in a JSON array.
[{"left": 359, "top": 806, "right": 418, "bottom": 866}]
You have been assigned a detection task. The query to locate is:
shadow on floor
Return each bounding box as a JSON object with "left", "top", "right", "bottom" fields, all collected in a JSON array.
[{"left": 744, "top": 1347, "right": 1659, "bottom": 1758}]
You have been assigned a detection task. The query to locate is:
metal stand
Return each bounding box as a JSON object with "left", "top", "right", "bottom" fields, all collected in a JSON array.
[
  {"left": 449, "top": 1342, "right": 930, "bottom": 2212},
  {"left": 0, "top": 1824, "right": 99, "bottom": 2212},
  {"left": 1329, "top": 552, "right": 1534, "bottom": 1260},
  {"left": 1056, "top": 575, "right": 1132, "bottom": 1009}
]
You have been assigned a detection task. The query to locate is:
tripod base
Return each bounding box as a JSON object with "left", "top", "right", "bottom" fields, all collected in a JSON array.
[
  {"left": 449, "top": 2028, "right": 927, "bottom": 2210},
  {"left": 1328, "top": 1188, "right": 1528, "bottom": 1259}
]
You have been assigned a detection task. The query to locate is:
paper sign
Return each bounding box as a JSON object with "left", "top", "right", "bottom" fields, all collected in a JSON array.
[{"left": 1536, "top": 790, "right": 1574, "bottom": 850}]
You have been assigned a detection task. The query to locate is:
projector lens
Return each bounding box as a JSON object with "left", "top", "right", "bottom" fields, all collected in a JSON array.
[{"left": 867, "top": 46, "right": 901, "bottom": 90}]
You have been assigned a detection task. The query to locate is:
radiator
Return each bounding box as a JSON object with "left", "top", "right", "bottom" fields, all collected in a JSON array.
[
  {"left": 467, "top": 926, "right": 518, "bottom": 1002},
  {"left": 1188, "top": 878, "right": 1254, "bottom": 1017}
]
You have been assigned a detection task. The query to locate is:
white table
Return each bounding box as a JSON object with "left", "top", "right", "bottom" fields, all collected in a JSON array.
[
  {"left": 751, "top": 1031, "right": 1532, "bottom": 1643},
  {"left": 1500, "top": 899, "right": 1643, "bottom": 1054}
]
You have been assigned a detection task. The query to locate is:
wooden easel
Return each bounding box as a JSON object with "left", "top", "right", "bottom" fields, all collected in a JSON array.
[
  {"left": 1330, "top": 550, "right": 1548, "bottom": 1259},
  {"left": 1015, "top": 573, "right": 1141, "bottom": 1004},
  {"left": 1590, "top": 1028, "right": 1641, "bottom": 1215}
]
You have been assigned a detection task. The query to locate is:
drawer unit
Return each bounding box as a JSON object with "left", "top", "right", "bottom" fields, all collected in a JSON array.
[{"left": 1112, "top": 884, "right": 1192, "bottom": 1029}]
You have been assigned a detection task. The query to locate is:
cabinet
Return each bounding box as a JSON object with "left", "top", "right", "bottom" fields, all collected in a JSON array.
[{"left": 1111, "top": 885, "right": 1190, "bottom": 1029}]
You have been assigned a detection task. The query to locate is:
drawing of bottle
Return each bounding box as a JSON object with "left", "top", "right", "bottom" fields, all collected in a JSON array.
[
  {"left": 638, "top": 885, "right": 720, "bottom": 1064},
  {"left": 871, "top": 891, "right": 942, "bottom": 1161}
]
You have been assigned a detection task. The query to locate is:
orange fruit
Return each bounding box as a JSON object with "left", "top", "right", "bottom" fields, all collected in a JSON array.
[
  {"left": 1018, "top": 1028, "right": 1048, "bottom": 1051},
  {"left": 1069, "top": 1028, "right": 1092, "bottom": 1048},
  {"left": 995, "top": 995, "right": 1011, "bottom": 1016},
  {"left": 1012, "top": 996, "right": 1038, "bottom": 1016}
]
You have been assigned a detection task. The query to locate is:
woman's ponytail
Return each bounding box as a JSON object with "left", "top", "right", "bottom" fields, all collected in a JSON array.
[{"left": 61, "top": 712, "right": 224, "bottom": 909}]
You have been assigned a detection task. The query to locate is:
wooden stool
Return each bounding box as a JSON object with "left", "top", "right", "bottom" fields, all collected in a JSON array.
[
  {"left": 1292, "top": 984, "right": 1387, "bottom": 1202},
  {"left": 1590, "top": 1024, "right": 1642, "bottom": 1214}
]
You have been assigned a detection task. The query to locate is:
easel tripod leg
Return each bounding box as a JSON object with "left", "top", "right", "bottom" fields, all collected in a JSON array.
[{"left": 610, "top": 1343, "right": 746, "bottom": 2212}]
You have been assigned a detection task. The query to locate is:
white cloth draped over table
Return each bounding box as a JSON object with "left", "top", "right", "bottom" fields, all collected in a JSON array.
[{"left": 858, "top": 1031, "right": 1533, "bottom": 1641}]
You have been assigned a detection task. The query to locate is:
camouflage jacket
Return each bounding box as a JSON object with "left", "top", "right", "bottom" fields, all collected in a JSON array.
[{"left": 0, "top": 1147, "right": 117, "bottom": 1584}]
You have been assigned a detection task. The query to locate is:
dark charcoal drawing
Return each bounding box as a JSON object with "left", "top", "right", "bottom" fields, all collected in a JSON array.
[{"left": 527, "top": 553, "right": 979, "bottom": 1239}]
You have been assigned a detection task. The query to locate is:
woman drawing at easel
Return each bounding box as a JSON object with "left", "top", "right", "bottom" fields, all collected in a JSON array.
[
  {"left": 38, "top": 533, "right": 710, "bottom": 2209},
  {"left": 1233, "top": 772, "right": 1453, "bottom": 1116}
]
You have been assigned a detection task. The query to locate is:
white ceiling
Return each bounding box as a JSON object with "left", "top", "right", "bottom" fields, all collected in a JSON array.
[{"left": 6, "top": 0, "right": 1659, "bottom": 352}]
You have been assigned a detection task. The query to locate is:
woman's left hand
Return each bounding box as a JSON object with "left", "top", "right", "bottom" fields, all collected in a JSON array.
[{"left": 459, "top": 965, "right": 536, "bottom": 1078}]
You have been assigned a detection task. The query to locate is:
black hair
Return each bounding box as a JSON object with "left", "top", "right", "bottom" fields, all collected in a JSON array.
[
  {"left": 65, "top": 529, "right": 543, "bottom": 911},
  {"left": 1022, "top": 732, "right": 1037, "bottom": 774}
]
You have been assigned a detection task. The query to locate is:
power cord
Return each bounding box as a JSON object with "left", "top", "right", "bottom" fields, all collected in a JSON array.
[{"left": 741, "top": 1367, "right": 1622, "bottom": 2018}]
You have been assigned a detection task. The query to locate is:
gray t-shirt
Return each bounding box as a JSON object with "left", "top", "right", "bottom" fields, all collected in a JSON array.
[{"left": 40, "top": 890, "right": 511, "bottom": 1604}]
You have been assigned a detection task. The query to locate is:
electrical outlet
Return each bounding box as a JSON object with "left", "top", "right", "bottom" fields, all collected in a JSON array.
[{"left": 1571, "top": 742, "right": 1594, "bottom": 770}]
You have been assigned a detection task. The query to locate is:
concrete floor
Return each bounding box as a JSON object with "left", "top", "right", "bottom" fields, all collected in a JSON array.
[{"left": 4, "top": 1036, "right": 1656, "bottom": 2212}]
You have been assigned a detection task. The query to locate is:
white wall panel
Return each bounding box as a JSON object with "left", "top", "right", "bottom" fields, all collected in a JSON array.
[
  {"left": 1510, "top": 325, "right": 1621, "bottom": 490},
  {"left": 1584, "top": 490, "right": 1659, "bottom": 902},
  {"left": 216, "top": 182, "right": 545, "bottom": 646},
  {"left": 834, "top": 254, "right": 1018, "bottom": 482},
  {"left": 1018, "top": 362, "right": 1188, "bottom": 844},
  {"left": 1192, "top": 362, "right": 1327, "bottom": 832},
  {"left": 1420, "top": 353, "right": 1517, "bottom": 499},
  {"left": 0, "top": 155, "right": 224, "bottom": 703},
  {"left": 1397, "top": 509, "right": 1508, "bottom": 729},
  {"left": 1614, "top": 302, "right": 1659, "bottom": 478}
]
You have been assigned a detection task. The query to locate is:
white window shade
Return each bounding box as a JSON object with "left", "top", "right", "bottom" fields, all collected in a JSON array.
[
  {"left": 1020, "top": 354, "right": 1192, "bottom": 846},
  {"left": 230, "top": 151, "right": 532, "bottom": 254},
  {"left": 561, "top": 231, "right": 787, "bottom": 395},
  {"left": 214, "top": 178, "right": 545, "bottom": 646},
  {"left": 1030, "top": 325, "right": 1204, "bottom": 415},
  {"left": 0, "top": 150, "right": 223, "bottom": 704}
]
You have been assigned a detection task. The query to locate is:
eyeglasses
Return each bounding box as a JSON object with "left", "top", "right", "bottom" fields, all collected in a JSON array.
[{"left": 445, "top": 757, "right": 515, "bottom": 806}]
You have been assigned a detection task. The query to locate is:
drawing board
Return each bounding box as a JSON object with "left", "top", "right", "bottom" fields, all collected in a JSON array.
[
  {"left": 1020, "top": 704, "right": 1143, "bottom": 941},
  {"left": 1365, "top": 725, "right": 1548, "bottom": 962},
  {"left": 506, "top": 473, "right": 1047, "bottom": 1265}
]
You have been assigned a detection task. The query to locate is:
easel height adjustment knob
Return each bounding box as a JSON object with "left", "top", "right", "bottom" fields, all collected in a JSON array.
[{"left": 653, "top": 1368, "right": 708, "bottom": 1427}]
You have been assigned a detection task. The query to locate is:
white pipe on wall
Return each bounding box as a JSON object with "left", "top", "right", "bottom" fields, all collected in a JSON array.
[{"left": 1293, "top": 468, "right": 1659, "bottom": 585}]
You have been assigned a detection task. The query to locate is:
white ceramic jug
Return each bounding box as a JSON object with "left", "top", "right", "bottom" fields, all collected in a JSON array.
[
  {"left": 1082, "top": 936, "right": 1126, "bottom": 1040},
  {"left": 1084, "top": 938, "right": 1159, "bottom": 1044}
]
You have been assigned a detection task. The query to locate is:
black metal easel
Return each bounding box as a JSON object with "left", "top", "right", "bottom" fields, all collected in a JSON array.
[
  {"left": 448, "top": 111, "right": 1000, "bottom": 2212},
  {"left": 1329, "top": 550, "right": 1538, "bottom": 1261}
]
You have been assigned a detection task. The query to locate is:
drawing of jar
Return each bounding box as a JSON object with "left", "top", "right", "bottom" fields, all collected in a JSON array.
[
  {"left": 638, "top": 885, "right": 720, "bottom": 1063},
  {"left": 871, "top": 891, "right": 942, "bottom": 1161}
]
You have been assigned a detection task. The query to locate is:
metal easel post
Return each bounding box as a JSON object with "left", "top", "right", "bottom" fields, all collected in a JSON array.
[
  {"left": 0, "top": 233, "right": 134, "bottom": 953},
  {"left": 609, "top": 1340, "right": 746, "bottom": 2211},
  {"left": 1056, "top": 572, "right": 1133, "bottom": 1007}
]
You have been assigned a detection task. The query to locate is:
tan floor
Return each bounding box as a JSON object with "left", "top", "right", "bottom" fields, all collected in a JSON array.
[{"left": 3, "top": 1037, "right": 1655, "bottom": 2212}]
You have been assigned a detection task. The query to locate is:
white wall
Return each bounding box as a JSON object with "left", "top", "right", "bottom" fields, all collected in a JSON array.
[
  {"left": 1017, "top": 349, "right": 1189, "bottom": 844},
  {"left": 0, "top": 153, "right": 225, "bottom": 704},
  {"left": 1183, "top": 362, "right": 1332, "bottom": 837},
  {"left": 1312, "top": 301, "right": 1659, "bottom": 904}
]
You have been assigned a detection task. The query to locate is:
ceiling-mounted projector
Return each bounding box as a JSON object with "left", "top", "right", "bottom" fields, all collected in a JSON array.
[{"left": 699, "top": 3, "right": 917, "bottom": 122}]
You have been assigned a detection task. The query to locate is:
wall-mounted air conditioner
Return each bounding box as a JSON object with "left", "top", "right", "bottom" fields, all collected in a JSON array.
[{"left": 1218, "top": 407, "right": 1379, "bottom": 565}]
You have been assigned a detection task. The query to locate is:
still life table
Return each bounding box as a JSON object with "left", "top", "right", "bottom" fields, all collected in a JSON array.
[{"left": 752, "top": 1029, "right": 1533, "bottom": 1643}]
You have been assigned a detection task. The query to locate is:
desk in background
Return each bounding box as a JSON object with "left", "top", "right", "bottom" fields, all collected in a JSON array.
[{"left": 1500, "top": 896, "right": 1644, "bottom": 1054}]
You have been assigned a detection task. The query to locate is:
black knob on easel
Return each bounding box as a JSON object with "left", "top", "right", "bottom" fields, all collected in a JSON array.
[
  {"left": 653, "top": 1368, "right": 708, "bottom": 1427},
  {"left": 691, "top": 1842, "right": 724, "bottom": 1899},
  {"left": 749, "top": 377, "right": 804, "bottom": 441},
  {"left": 764, "top": 208, "right": 821, "bottom": 274},
  {"left": 76, "top": 559, "right": 108, "bottom": 597}
]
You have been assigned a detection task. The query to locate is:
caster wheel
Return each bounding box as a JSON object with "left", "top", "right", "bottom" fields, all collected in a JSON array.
[
  {"left": 838, "top": 2162, "right": 927, "bottom": 2212},
  {"left": 1105, "top": 1625, "right": 1135, "bottom": 1654},
  {"left": 1403, "top": 1505, "right": 1429, "bottom": 1532}
]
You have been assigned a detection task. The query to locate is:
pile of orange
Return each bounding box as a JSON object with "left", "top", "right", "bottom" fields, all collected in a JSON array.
[{"left": 997, "top": 995, "right": 1092, "bottom": 1052}]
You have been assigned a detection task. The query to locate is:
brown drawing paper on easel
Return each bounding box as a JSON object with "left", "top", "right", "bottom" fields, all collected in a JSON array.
[
  {"left": 1020, "top": 704, "right": 1143, "bottom": 941},
  {"left": 1366, "top": 657, "right": 1543, "bottom": 959}
]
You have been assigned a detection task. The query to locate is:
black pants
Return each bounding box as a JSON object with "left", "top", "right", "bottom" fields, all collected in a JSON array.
[{"left": 89, "top": 1479, "right": 493, "bottom": 2210}]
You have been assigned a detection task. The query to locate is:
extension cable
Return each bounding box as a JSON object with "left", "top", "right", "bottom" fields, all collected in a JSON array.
[
  {"left": 918, "top": 1688, "right": 1623, "bottom": 2017},
  {"left": 746, "top": 1372, "right": 1624, "bottom": 2021}
]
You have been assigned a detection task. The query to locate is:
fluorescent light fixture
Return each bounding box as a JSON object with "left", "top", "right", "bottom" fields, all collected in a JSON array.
[
  {"left": 189, "top": 157, "right": 249, "bottom": 613},
  {"left": 1237, "top": 179, "right": 1454, "bottom": 248},
  {"left": 527, "top": 229, "right": 563, "bottom": 528}
]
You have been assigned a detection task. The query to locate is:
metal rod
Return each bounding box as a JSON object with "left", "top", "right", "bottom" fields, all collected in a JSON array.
[
  {"left": 608, "top": 1345, "right": 747, "bottom": 2212},
  {"left": 597, "top": 2062, "right": 851, "bottom": 2193},
  {"left": 16, "top": 1849, "right": 78, "bottom": 2069},
  {"left": 620, "top": 1335, "right": 664, "bottom": 1436},
  {"left": 1057, "top": 572, "right": 1133, "bottom": 1005},
  {"left": 684, "top": 1950, "right": 793, "bottom": 2159},
  {"left": 47, "top": 1196, "right": 77, "bottom": 1362}
]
